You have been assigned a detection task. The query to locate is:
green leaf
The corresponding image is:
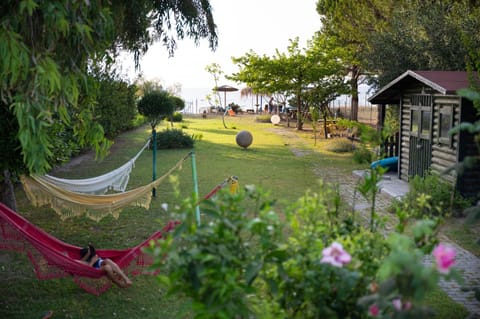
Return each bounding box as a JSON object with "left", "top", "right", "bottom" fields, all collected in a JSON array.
[
  {"left": 244, "top": 261, "right": 263, "bottom": 286},
  {"left": 19, "top": 0, "right": 38, "bottom": 15}
]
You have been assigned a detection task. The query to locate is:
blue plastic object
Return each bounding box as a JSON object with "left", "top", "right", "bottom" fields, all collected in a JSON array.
[{"left": 370, "top": 156, "right": 398, "bottom": 171}]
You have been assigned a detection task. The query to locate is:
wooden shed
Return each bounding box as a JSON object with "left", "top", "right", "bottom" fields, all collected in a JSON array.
[{"left": 369, "top": 70, "right": 480, "bottom": 198}]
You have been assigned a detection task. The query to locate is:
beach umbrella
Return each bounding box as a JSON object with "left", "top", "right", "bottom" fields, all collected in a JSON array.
[{"left": 215, "top": 84, "right": 238, "bottom": 108}]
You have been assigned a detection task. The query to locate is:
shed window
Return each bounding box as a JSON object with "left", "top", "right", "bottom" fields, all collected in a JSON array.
[
  {"left": 410, "top": 94, "right": 432, "bottom": 138},
  {"left": 438, "top": 105, "right": 453, "bottom": 146},
  {"left": 421, "top": 111, "right": 431, "bottom": 136},
  {"left": 411, "top": 109, "right": 420, "bottom": 134}
]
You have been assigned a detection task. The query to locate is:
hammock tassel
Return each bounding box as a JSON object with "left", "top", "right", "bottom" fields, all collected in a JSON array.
[{"left": 229, "top": 176, "right": 239, "bottom": 194}]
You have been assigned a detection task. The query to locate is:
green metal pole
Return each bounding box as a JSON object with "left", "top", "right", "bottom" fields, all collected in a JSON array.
[
  {"left": 190, "top": 151, "right": 201, "bottom": 225},
  {"left": 152, "top": 128, "right": 156, "bottom": 197}
]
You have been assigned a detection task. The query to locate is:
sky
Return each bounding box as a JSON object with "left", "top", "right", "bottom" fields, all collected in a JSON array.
[{"left": 121, "top": 0, "right": 368, "bottom": 112}]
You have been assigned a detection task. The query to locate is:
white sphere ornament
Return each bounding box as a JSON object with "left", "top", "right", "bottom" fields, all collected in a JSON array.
[
  {"left": 271, "top": 114, "right": 280, "bottom": 125},
  {"left": 236, "top": 130, "right": 253, "bottom": 149}
]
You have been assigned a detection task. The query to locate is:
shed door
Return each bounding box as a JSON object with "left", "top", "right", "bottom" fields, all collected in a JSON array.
[{"left": 408, "top": 94, "right": 433, "bottom": 177}]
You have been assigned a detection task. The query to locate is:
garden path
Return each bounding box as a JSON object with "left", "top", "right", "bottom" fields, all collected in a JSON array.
[{"left": 273, "top": 126, "right": 480, "bottom": 317}]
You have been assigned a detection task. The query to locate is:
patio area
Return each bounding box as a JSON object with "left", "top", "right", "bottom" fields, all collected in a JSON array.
[{"left": 353, "top": 170, "right": 409, "bottom": 199}]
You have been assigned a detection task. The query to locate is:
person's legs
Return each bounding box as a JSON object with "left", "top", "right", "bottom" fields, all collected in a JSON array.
[
  {"left": 102, "top": 259, "right": 132, "bottom": 287},
  {"left": 101, "top": 263, "right": 128, "bottom": 287}
]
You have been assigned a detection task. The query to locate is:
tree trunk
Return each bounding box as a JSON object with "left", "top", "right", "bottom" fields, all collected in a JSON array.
[
  {"left": 1, "top": 170, "right": 17, "bottom": 211},
  {"left": 323, "top": 109, "right": 329, "bottom": 139},
  {"left": 350, "top": 65, "right": 360, "bottom": 122},
  {"left": 296, "top": 94, "right": 303, "bottom": 130}
]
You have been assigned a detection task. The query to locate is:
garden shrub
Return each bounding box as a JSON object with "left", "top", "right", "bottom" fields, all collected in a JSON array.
[
  {"left": 48, "top": 121, "right": 82, "bottom": 164},
  {"left": 131, "top": 113, "right": 147, "bottom": 128},
  {"left": 353, "top": 144, "right": 374, "bottom": 164},
  {"left": 148, "top": 179, "right": 462, "bottom": 319},
  {"left": 95, "top": 76, "right": 137, "bottom": 138},
  {"left": 171, "top": 111, "right": 183, "bottom": 122},
  {"left": 255, "top": 115, "right": 272, "bottom": 123},
  {"left": 395, "top": 171, "right": 471, "bottom": 218},
  {"left": 326, "top": 138, "right": 356, "bottom": 153},
  {"left": 153, "top": 128, "right": 198, "bottom": 149},
  {"left": 150, "top": 183, "right": 392, "bottom": 318}
]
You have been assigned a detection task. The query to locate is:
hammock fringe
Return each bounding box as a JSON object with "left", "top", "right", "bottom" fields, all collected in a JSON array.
[{"left": 21, "top": 153, "right": 190, "bottom": 221}]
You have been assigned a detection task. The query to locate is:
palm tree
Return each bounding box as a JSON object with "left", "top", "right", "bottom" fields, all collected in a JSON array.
[{"left": 240, "top": 86, "right": 267, "bottom": 113}]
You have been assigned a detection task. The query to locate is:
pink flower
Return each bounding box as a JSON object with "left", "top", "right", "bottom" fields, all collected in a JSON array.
[
  {"left": 392, "top": 298, "right": 412, "bottom": 311},
  {"left": 432, "top": 243, "right": 456, "bottom": 274},
  {"left": 369, "top": 304, "right": 379, "bottom": 317},
  {"left": 320, "top": 242, "right": 351, "bottom": 267},
  {"left": 392, "top": 298, "right": 402, "bottom": 311}
]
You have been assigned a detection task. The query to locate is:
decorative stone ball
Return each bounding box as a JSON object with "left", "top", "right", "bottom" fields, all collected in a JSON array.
[{"left": 236, "top": 130, "right": 253, "bottom": 149}]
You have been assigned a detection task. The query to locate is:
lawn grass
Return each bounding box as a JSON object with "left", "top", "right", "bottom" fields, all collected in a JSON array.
[{"left": 0, "top": 114, "right": 470, "bottom": 318}]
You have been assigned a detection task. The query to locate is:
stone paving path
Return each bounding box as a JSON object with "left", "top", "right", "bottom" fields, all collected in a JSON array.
[{"left": 273, "top": 127, "right": 480, "bottom": 317}]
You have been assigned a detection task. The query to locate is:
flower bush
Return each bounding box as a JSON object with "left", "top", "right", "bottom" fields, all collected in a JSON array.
[
  {"left": 147, "top": 181, "right": 463, "bottom": 319},
  {"left": 358, "top": 223, "right": 462, "bottom": 318}
]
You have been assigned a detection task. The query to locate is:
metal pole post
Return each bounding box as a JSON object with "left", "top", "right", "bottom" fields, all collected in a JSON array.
[
  {"left": 191, "top": 151, "right": 201, "bottom": 225},
  {"left": 152, "top": 128, "right": 156, "bottom": 197}
]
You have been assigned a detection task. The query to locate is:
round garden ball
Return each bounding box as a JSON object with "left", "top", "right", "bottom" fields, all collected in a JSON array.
[{"left": 236, "top": 130, "right": 253, "bottom": 149}]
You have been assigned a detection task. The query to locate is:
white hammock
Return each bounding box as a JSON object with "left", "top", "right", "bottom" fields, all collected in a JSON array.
[{"left": 41, "top": 140, "right": 150, "bottom": 194}]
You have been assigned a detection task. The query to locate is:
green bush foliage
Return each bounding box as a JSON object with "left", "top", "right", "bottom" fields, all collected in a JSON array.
[
  {"left": 138, "top": 90, "right": 175, "bottom": 130},
  {"left": 95, "top": 76, "right": 137, "bottom": 138},
  {"left": 353, "top": 145, "right": 374, "bottom": 164},
  {"left": 255, "top": 115, "right": 272, "bottom": 123},
  {"left": 395, "top": 172, "right": 471, "bottom": 218},
  {"left": 131, "top": 113, "right": 148, "bottom": 128},
  {"left": 149, "top": 183, "right": 391, "bottom": 318},
  {"left": 48, "top": 121, "right": 82, "bottom": 164},
  {"left": 171, "top": 112, "right": 183, "bottom": 122},
  {"left": 148, "top": 181, "right": 462, "bottom": 319},
  {"left": 153, "top": 128, "right": 198, "bottom": 149},
  {"left": 326, "top": 138, "right": 356, "bottom": 153}
]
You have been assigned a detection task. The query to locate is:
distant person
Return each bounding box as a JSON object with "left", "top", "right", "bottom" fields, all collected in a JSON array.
[
  {"left": 268, "top": 97, "right": 274, "bottom": 114},
  {"left": 79, "top": 244, "right": 132, "bottom": 288},
  {"left": 264, "top": 104, "right": 268, "bottom": 113}
]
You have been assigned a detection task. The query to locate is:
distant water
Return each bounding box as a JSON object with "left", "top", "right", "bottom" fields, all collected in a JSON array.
[{"left": 180, "top": 85, "right": 373, "bottom": 114}]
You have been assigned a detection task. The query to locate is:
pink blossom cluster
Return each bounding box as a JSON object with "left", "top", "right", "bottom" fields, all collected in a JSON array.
[
  {"left": 320, "top": 242, "right": 351, "bottom": 267},
  {"left": 432, "top": 243, "right": 456, "bottom": 274}
]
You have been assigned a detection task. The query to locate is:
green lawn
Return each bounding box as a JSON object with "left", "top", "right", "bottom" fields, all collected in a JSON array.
[{"left": 0, "top": 114, "right": 469, "bottom": 318}]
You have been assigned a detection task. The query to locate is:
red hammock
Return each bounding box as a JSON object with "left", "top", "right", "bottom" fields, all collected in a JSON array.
[{"left": 0, "top": 202, "right": 177, "bottom": 295}]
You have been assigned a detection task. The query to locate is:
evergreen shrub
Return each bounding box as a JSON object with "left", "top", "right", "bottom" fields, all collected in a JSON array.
[
  {"left": 153, "top": 128, "right": 199, "bottom": 149},
  {"left": 172, "top": 112, "right": 183, "bottom": 122}
]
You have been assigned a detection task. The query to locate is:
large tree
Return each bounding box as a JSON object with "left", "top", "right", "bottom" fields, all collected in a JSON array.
[
  {"left": 316, "top": 0, "right": 392, "bottom": 121},
  {"left": 0, "top": 0, "right": 217, "bottom": 208},
  {"left": 230, "top": 36, "right": 347, "bottom": 130},
  {"left": 363, "top": 0, "right": 480, "bottom": 88},
  {"left": 230, "top": 39, "right": 313, "bottom": 130}
]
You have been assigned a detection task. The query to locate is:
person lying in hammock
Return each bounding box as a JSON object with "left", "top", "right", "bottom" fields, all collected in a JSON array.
[{"left": 79, "top": 245, "right": 133, "bottom": 288}]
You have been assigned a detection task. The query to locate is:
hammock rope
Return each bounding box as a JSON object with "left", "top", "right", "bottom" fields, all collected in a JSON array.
[
  {"left": 22, "top": 153, "right": 191, "bottom": 221},
  {"left": 42, "top": 139, "right": 151, "bottom": 194},
  {"left": 203, "top": 176, "right": 239, "bottom": 200},
  {"left": 0, "top": 202, "right": 177, "bottom": 295}
]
